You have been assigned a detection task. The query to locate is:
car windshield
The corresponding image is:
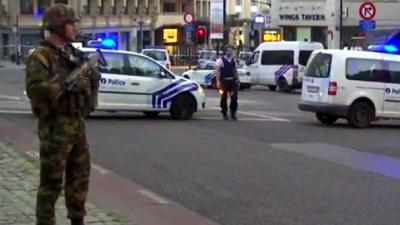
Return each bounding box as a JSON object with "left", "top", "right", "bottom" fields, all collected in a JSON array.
[
  {"left": 196, "top": 63, "right": 215, "bottom": 70},
  {"left": 200, "top": 51, "right": 216, "bottom": 59},
  {"left": 142, "top": 50, "right": 167, "bottom": 61}
]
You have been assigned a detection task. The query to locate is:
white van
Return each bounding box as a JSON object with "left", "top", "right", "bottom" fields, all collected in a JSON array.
[
  {"left": 244, "top": 41, "right": 324, "bottom": 92},
  {"left": 299, "top": 49, "right": 400, "bottom": 128}
]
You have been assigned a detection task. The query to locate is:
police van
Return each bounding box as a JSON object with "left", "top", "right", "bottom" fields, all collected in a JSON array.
[
  {"left": 244, "top": 41, "right": 324, "bottom": 92},
  {"left": 298, "top": 45, "right": 400, "bottom": 127},
  {"left": 80, "top": 47, "right": 205, "bottom": 120}
]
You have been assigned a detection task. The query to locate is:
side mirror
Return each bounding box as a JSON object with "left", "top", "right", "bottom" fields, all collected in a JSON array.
[{"left": 160, "top": 70, "right": 170, "bottom": 79}]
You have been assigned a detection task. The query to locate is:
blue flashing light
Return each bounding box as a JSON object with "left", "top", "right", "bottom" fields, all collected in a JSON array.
[
  {"left": 101, "top": 39, "right": 116, "bottom": 49},
  {"left": 383, "top": 45, "right": 398, "bottom": 53}
]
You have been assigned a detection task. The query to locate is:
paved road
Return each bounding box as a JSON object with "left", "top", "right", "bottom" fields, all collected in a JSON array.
[{"left": 2, "top": 68, "right": 400, "bottom": 225}]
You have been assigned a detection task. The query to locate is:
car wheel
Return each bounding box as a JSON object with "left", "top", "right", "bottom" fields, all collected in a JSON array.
[
  {"left": 268, "top": 85, "right": 277, "bottom": 91},
  {"left": 239, "top": 84, "right": 245, "bottom": 90},
  {"left": 277, "top": 78, "right": 291, "bottom": 92},
  {"left": 347, "top": 101, "right": 373, "bottom": 128},
  {"left": 143, "top": 112, "right": 160, "bottom": 118},
  {"left": 170, "top": 94, "right": 196, "bottom": 120},
  {"left": 246, "top": 84, "right": 251, "bottom": 89},
  {"left": 316, "top": 113, "right": 338, "bottom": 125}
]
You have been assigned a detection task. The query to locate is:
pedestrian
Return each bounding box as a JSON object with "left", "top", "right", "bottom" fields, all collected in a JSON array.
[
  {"left": 215, "top": 45, "right": 240, "bottom": 121},
  {"left": 25, "top": 4, "right": 100, "bottom": 225}
]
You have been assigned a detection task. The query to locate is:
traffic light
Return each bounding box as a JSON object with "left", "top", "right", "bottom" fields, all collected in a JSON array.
[{"left": 196, "top": 26, "right": 207, "bottom": 45}]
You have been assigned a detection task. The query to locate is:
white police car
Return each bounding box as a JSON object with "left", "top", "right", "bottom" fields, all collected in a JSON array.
[
  {"left": 81, "top": 47, "right": 205, "bottom": 119},
  {"left": 181, "top": 61, "right": 251, "bottom": 89},
  {"left": 299, "top": 44, "right": 400, "bottom": 127}
]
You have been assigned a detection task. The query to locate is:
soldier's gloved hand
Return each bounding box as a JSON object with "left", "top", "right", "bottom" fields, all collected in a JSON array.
[
  {"left": 76, "top": 75, "right": 92, "bottom": 96},
  {"left": 48, "top": 82, "right": 63, "bottom": 99}
]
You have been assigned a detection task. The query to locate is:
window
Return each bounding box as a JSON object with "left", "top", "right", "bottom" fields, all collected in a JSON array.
[
  {"left": 20, "top": 0, "right": 33, "bottom": 15},
  {"left": 306, "top": 53, "right": 332, "bottom": 78},
  {"left": 163, "top": 2, "right": 176, "bottom": 13},
  {"left": 261, "top": 50, "right": 294, "bottom": 65},
  {"left": 346, "top": 58, "right": 387, "bottom": 82},
  {"left": 55, "top": 0, "right": 68, "bottom": 3},
  {"left": 248, "top": 51, "right": 260, "bottom": 65},
  {"left": 196, "top": 63, "right": 215, "bottom": 70},
  {"left": 236, "top": 0, "right": 241, "bottom": 5},
  {"left": 387, "top": 61, "right": 400, "bottom": 84},
  {"left": 98, "top": 53, "right": 127, "bottom": 75},
  {"left": 128, "top": 55, "right": 163, "bottom": 78},
  {"left": 299, "top": 51, "right": 313, "bottom": 66},
  {"left": 38, "top": 0, "right": 51, "bottom": 15}
]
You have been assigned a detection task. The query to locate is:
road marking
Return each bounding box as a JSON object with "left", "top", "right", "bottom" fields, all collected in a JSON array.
[
  {"left": 271, "top": 143, "right": 400, "bottom": 180},
  {"left": 26, "top": 151, "right": 39, "bottom": 159},
  {"left": 0, "top": 94, "right": 22, "bottom": 101},
  {"left": 0, "top": 110, "right": 32, "bottom": 114},
  {"left": 92, "top": 164, "right": 111, "bottom": 175},
  {"left": 138, "top": 189, "right": 169, "bottom": 205},
  {"left": 208, "top": 106, "right": 289, "bottom": 122}
]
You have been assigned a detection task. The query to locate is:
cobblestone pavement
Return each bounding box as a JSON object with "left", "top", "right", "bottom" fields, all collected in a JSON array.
[{"left": 0, "top": 142, "right": 135, "bottom": 225}]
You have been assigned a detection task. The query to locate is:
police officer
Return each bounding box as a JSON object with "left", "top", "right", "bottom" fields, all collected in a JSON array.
[
  {"left": 215, "top": 45, "right": 239, "bottom": 120},
  {"left": 25, "top": 4, "right": 100, "bottom": 225}
]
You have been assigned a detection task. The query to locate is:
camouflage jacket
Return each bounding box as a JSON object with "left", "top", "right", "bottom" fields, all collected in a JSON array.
[{"left": 25, "top": 41, "right": 101, "bottom": 119}]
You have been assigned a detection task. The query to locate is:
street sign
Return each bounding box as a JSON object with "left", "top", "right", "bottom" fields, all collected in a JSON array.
[
  {"left": 183, "top": 12, "right": 195, "bottom": 24},
  {"left": 185, "top": 24, "right": 195, "bottom": 32},
  {"left": 359, "top": 2, "right": 376, "bottom": 21},
  {"left": 359, "top": 20, "right": 376, "bottom": 32},
  {"left": 254, "top": 15, "right": 265, "bottom": 27}
]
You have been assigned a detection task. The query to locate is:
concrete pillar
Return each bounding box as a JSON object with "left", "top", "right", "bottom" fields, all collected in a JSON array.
[
  {"left": 199, "top": 0, "right": 203, "bottom": 17},
  {"left": 325, "top": 0, "right": 340, "bottom": 49},
  {"left": 242, "top": 0, "right": 251, "bottom": 20}
]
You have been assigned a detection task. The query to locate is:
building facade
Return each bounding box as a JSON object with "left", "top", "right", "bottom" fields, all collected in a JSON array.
[
  {"left": 270, "top": 0, "right": 400, "bottom": 49},
  {"left": 0, "top": 0, "right": 211, "bottom": 61}
]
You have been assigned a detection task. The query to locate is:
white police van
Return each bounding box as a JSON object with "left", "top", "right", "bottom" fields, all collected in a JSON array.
[
  {"left": 244, "top": 41, "right": 324, "bottom": 92},
  {"left": 80, "top": 46, "right": 206, "bottom": 120},
  {"left": 299, "top": 45, "right": 400, "bottom": 127}
]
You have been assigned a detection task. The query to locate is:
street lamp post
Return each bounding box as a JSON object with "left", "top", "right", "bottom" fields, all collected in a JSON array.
[
  {"left": 138, "top": 17, "right": 144, "bottom": 52},
  {"left": 339, "top": 0, "right": 343, "bottom": 49}
]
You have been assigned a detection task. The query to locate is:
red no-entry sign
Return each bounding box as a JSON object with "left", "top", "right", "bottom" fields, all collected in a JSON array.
[{"left": 359, "top": 2, "right": 376, "bottom": 20}]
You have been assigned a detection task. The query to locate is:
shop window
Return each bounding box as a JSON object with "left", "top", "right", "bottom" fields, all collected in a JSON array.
[
  {"left": 163, "top": 2, "right": 176, "bottom": 13},
  {"left": 55, "top": 0, "right": 68, "bottom": 3},
  {"left": 236, "top": 0, "right": 241, "bottom": 6},
  {"left": 20, "top": 0, "right": 34, "bottom": 15}
]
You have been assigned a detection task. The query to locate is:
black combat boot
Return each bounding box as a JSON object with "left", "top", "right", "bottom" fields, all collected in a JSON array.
[
  {"left": 223, "top": 113, "right": 229, "bottom": 120},
  {"left": 71, "top": 218, "right": 84, "bottom": 225},
  {"left": 230, "top": 113, "right": 238, "bottom": 121}
]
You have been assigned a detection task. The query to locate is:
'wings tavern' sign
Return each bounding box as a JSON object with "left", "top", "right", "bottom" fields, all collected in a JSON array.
[{"left": 279, "top": 14, "right": 326, "bottom": 21}]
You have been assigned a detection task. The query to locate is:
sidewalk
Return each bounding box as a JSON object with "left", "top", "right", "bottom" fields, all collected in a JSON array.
[
  {"left": 0, "top": 142, "right": 135, "bottom": 225},
  {"left": 0, "top": 60, "right": 25, "bottom": 70}
]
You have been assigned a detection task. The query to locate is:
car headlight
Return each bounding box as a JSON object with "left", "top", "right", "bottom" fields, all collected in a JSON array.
[{"left": 198, "top": 85, "right": 204, "bottom": 94}]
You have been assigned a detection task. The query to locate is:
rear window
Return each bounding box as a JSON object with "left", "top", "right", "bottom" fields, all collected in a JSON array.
[
  {"left": 299, "top": 50, "right": 313, "bottom": 66},
  {"left": 142, "top": 50, "right": 167, "bottom": 61},
  {"left": 261, "top": 50, "right": 294, "bottom": 65},
  {"left": 305, "top": 53, "right": 332, "bottom": 78},
  {"left": 346, "top": 58, "right": 386, "bottom": 82}
]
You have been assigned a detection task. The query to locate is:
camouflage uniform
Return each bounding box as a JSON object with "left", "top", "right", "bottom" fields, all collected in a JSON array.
[{"left": 25, "top": 4, "right": 100, "bottom": 225}]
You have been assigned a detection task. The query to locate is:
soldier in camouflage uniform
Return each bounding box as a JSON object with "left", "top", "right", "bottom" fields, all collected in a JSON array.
[{"left": 25, "top": 4, "right": 100, "bottom": 225}]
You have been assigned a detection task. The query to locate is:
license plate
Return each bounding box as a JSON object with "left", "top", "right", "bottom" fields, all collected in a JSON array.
[{"left": 307, "top": 86, "right": 319, "bottom": 93}]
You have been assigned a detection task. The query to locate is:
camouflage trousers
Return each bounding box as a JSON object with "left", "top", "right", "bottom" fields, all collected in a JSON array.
[{"left": 36, "top": 116, "right": 90, "bottom": 225}]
